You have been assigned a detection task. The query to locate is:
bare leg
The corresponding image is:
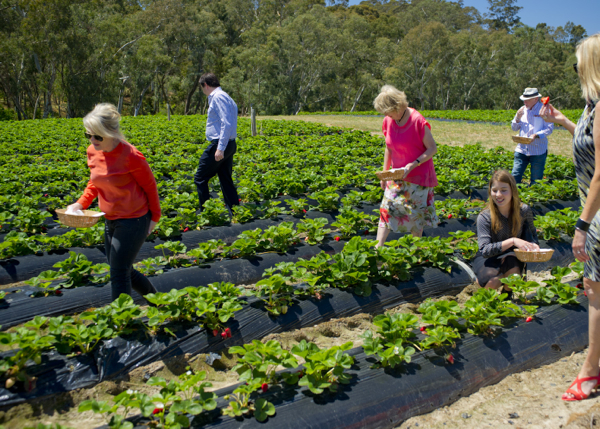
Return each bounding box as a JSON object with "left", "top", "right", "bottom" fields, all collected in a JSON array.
[
  {"left": 564, "top": 278, "right": 600, "bottom": 399},
  {"left": 375, "top": 226, "right": 390, "bottom": 248},
  {"left": 411, "top": 228, "right": 423, "bottom": 238}
]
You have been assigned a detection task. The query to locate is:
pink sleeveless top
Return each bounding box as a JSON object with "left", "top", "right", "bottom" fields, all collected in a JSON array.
[{"left": 382, "top": 109, "right": 438, "bottom": 188}]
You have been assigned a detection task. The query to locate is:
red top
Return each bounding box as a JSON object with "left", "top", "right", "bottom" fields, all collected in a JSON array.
[
  {"left": 77, "top": 141, "right": 161, "bottom": 222},
  {"left": 382, "top": 109, "right": 438, "bottom": 188}
]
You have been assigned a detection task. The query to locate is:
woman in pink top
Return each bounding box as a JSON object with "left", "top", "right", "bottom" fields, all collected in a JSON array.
[{"left": 373, "top": 85, "right": 439, "bottom": 246}]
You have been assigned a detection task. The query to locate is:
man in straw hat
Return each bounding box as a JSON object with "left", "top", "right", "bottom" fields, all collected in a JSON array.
[{"left": 510, "top": 87, "right": 554, "bottom": 185}]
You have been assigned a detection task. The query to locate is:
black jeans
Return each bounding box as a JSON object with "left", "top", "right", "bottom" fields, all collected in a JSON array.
[
  {"left": 105, "top": 211, "right": 157, "bottom": 301},
  {"left": 194, "top": 139, "right": 239, "bottom": 216}
]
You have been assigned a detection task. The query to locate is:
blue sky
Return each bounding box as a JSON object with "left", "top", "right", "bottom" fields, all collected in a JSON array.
[{"left": 346, "top": 0, "right": 600, "bottom": 36}]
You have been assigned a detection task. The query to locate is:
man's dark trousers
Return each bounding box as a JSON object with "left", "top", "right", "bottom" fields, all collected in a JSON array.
[{"left": 194, "top": 139, "right": 239, "bottom": 216}]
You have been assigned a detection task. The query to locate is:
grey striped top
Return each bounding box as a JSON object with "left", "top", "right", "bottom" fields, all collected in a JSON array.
[{"left": 476, "top": 205, "right": 539, "bottom": 258}]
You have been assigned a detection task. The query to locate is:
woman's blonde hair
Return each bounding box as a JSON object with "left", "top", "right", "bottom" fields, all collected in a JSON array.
[
  {"left": 486, "top": 170, "right": 522, "bottom": 237},
  {"left": 373, "top": 85, "right": 408, "bottom": 115},
  {"left": 576, "top": 33, "right": 600, "bottom": 103},
  {"left": 83, "top": 103, "right": 126, "bottom": 141}
]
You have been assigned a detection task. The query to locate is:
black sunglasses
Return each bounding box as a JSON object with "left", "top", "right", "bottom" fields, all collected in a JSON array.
[
  {"left": 573, "top": 63, "right": 578, "bottom": 74},
  {"left": 84, "top": 133, "right": 104, "bottom": 142}
]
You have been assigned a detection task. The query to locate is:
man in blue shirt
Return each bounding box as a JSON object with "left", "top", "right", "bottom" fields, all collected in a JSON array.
[
  {"left": 194, "top": 73, "right": 239, "bottom": 216},
  {"left": 511, "top": 87, "right": 554, "bottom": 185}
]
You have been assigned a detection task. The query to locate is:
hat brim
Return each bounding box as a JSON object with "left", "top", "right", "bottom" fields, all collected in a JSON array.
[{"left": 520, "top": 94, "right": 542, "bottom": 101}]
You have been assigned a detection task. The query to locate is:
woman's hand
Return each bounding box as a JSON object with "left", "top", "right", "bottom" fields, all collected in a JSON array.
[
  {"left": 380, "top": 179, "right": 387, "bottom": 190},
  {"left": 403, "top": 162, "right": 417, "bottom": 174},
  {"left": 540, "top": 104, "right": 567, "bottom": 125},
  {"left": 67, "top": 202, "right": 83, "bottom": 212},
  {"left": 573, "top": 229, "right": 589, "bottom": 262},
  {"left": 148, "top": 220, "right": 158, "bottom": 236},
  {"left": 513, "top": 238, "right": 540, "bottom": 251}
]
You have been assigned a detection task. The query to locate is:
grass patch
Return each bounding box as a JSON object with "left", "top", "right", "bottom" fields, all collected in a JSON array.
[{"left": 258, "top": 115, "right": 574, "bottom": 159}]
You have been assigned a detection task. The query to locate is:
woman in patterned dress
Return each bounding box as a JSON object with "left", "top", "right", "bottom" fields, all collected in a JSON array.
[
  {"left": 373, "top": 85, "right": 439, "bottom": 247},
  {"left": 541, "top": 33, "right": 600, "bottom": 401}
]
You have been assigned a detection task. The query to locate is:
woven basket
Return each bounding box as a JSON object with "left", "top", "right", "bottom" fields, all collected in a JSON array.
[
  {"left": 514, "top": 249, "right": 554, "bottom": 263},
  {"left": 512, "top": 135, "right": 535, "bottom": 145},
  {"left": 55, "top": 209, "right": 103, "bottom": 228},
  {"left": 376, "top": 168, "right": 405, "bottom": 181}
]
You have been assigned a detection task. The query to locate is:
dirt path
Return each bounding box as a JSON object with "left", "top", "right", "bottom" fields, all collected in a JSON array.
[{"left": 399, "top": 348, "right": 599, "bottom": 429}]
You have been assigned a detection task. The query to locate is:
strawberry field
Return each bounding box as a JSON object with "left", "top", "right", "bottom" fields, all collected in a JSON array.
[
  {"left": 298, "top": 109, "right": 585, "bottom": 124},
  {"left": 0, "top": 116, "right": 588, "bottom": 429}
]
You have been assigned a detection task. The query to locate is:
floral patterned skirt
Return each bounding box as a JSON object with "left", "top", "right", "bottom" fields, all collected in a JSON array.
[{"left": 378, "top": 181, "right": 439, "bottom": 234}]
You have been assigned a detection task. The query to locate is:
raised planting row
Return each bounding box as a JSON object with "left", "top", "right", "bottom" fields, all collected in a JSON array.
[
  {"left": 11, "top": 201, "right": 580, "bottom": 299},
  {"left": 72, "top": 265, "right": 586, "bottom": 429},
  {"left": 298, "top": 109, "right": 584, "bottom": 124},
  {"left": 0, "top": 230, "right": 576, "bottom": 406},
  {"left": 0, "top": 201, "right": 580, "bottom": 329},
  {"left": 0, "top": 177, "right": 579, "bottom": 281}
]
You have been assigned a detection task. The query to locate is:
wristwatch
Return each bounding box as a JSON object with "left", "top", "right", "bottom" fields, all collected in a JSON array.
[{"left": 576, "top": 218, "right": 590, "bottom": 233}]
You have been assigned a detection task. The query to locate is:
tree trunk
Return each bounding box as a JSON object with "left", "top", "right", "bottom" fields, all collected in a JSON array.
[
  {"left": 43, "top": 65, "right": 56, "bottom": 119},
  {"left": 134, "top": 83, "right": 151, "bottom": 117},
  {"left": 350, "top": 85, "right": 365, "bottom": 112}
]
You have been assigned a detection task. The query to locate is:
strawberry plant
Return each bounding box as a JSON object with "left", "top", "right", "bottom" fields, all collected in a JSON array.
[
  {"left": 136, "top": 256, "right": 166, "bottom": 276},
  {"left": 260, "top": 200, "right": 287, "bottom": 219},
  {"left": 292, "top": 340, "right": 354, "bottom": 394},
  {"left": 251, "top": 274, "right": 295, "bottom": 316},
  {"left": 325, "top": 241, "right": 378, "bottom": 296},
  {"left": 460, "top": 288, "right": 524, "bottom": 335},
  {"left": 448, "top": 230, "right": 479, "bottom": 261},
  {"left": 262, "top": 222, "right": 297, "bottom": 252},
  {"left": 546, "top": 266, "right": 579, "bottom": 305},
  {"left": 418, "top": 299, "right": 461, "bottom": 328},
  {"left": 331, "top": 208, "right": 376, "bottom": 238},
  {"left": 376, "top": 245, "right": 412, "bottom": 282},
  {"left": 500, "top": 274, "right": 541, "bottom": 303},
  {"left": 534, "top": 207, "right": 580, "bottom": 240},
  {"left": 155, "top": 242, "right": 189, "bottom": 268},
  {"left": 78, "top": 389, "right": 155, "bottom": 429},
  {"left": 340, "top": 190, "right": 364, "bottom": 208},
  {"left": 146, "top": 371, "right": 217, "bottom": 428},
  {"left": 309, "top": 187, "right": 340, "bottom": 212},
  {"left": 223, "top": 380, "right": 275, "bottom": 421},
  {"left": 229, "top": 339, "right": 299, "bottom": 385},
  {"left": 420, "top": 325, "right": 461, "bottom": 351},
  {"left": 0, "top": 327, "right": 56, "bottom": 391},
  {"left": 296, "top": 217, "right": 331, "bottom": 245},
  {"left": 232, "top": 204, "right": 258, "bottom": 224},
  {"left": 186, "top": 239, "right": 223, "bottom": 262},
  {"left": 199, "top": 199, "right": 229, "bottom": 226},
  {"left": 287, "top": 198, "right": 309, "bottom": 216}
]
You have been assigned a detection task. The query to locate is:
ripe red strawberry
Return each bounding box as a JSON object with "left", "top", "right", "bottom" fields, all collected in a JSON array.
[
  {"left": 221, "top": 331, "right": 227, "bottom": 339},
  {"left": 420, "top": 326, "right": 426, "bottom": 332},
  {"left": 239, "top": 199, "right": 242, "bottom": 202},
  {"left": 576, "top": 283, "right": 583, "bottom": 289},
  {"left": 584, "top": 291, "right": 588, "bottom": 297},
  {"left": 446, "top": 354, "right": 454, "bottom": 364},
  {"left": 448, "top": 214, "right": 453, "bottom": 219},
  {"left": 525, "top": 316, "right": 533, "bottom": 323},
  {"left": 261, "top": 383, "right": 268, "bottom": 393},
  {"left": 213, "top": 329, "right": 219, "bottom": 337},
  {"left": 298, "top": 371, "right": 304, "bottom": 378},
  {"left": 462, "top": 217, "right": 467, "bottom": 220},
  {"left": 302, "top": 209, "right": 307, "bottom": 213},
  {"left": 152, "top": 407, "right": 163, "bottom": 415},
  {"left": 334, "top": 236, "right": 341, "bottom": 241},
  {"left": 541, "top": 96, "right": 550, "bottom": 105},
  {"left": 55, "top": 290, "right": 62, "bottom": 296},
  {"left": 364, "top": 230, "right": 369, "bottom": 235},
  {"left": 44, "top": 194, "right": 49, "bottom": 197},
  {"left": 225, "top": 328, "right": 232, "bottom": 338},
  {"left": 183, "top": 227, "right": 189, "bottom": 232}
]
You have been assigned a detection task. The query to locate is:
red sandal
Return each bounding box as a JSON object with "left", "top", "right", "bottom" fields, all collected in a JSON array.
[{"left": 562, "top": 374, "right": 600, "bottom": 401}]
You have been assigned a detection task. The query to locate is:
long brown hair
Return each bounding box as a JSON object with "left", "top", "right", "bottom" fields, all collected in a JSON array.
[{"left": 486, "top": 170, "right": 522, "bottom": 237}]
